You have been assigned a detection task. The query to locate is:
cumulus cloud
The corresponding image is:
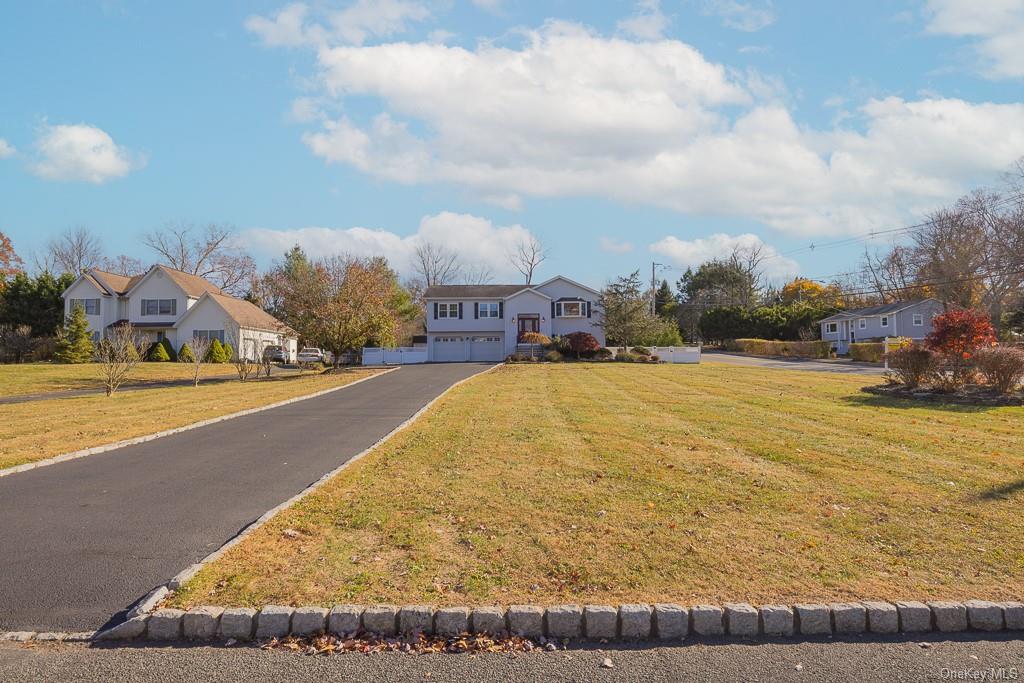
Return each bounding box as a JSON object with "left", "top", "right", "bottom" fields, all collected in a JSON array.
[
  {"left": 251, "top": 9, "right": 1024, "bottom": 237},
  {"left": 618, "top": 0, "right": 670, "bottom": 40},
  {"left": 246, "top": 0, "right": 431, "bottom": 48},
  {"left": 599, "top": 237, "right": 635, "bottom": 255},
  {"left": 0, "top": 139, "right": 14, "bottom": 158},
  {"left": 650, "top": 233, "right": 798, "bottom": 280},
  {"left": 924, "top": 0, "right": 1024, "bottom": 79},
  {"left": 701, "top": 0, "right": 776, "bottom": 32},
  {"left": 242, "top": 211, "right": 534, "bottom": 279},
  {"left": 31, "top": 123, "right": 143, "bottom": 183}
]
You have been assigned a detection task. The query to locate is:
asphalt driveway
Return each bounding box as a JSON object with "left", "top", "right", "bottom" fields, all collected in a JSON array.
[
  {"left": 0, "top": 363, "right": 492, "bottom": 632},
  {"left": 703, "top": 351, "right": 885, "bottom": 375}
]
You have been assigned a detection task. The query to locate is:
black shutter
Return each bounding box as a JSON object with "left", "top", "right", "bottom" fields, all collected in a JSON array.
[
  {"left": 458, "top": 302, "right": 463, "bottom": 319},
  {"left": 433, "top": 302, "right": 438, "bottom": 319},
  {"left": 474, "top": 302, "right": 479, "bottom": 319},
  {"left": 498, "top": 302, "right": 504, "bottom": 319},
  {"left": 586, "top": 301, "right": 592, "bottom": 318},
  {"left": 551, "top": 301, "right": 556, "bottom": 318}
]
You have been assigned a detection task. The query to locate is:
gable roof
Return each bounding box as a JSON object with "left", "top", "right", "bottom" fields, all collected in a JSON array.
[
  {"left": 819, "top": 299, "right": 939, "bottom": 323},
  {"left": 424, "top": 284, "right": 527, "bottom": 299},
  {"left": 89, "top": 269, "right": 144, "bottom": 295},
  {"left": 123, "top": 264, "right": 224, "bottom": 298},
  {"left": 534, "top": 275, "right": 601, "bottom": 295},
  {"left": 180, "top": 292, "right": 296, "bottom": 335}
]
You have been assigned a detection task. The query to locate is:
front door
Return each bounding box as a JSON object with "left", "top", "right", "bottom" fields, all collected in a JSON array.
[{"left": 518, "top": 316, "right": 539, "bottom": 337}]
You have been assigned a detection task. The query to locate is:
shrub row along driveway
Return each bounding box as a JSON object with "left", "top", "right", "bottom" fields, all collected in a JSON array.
[{"left": 0, "top": 363, "right": 492, "bottom": 632}]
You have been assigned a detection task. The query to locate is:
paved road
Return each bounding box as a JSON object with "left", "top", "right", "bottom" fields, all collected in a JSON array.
[
  {"left": 3, "top": 634, "right": 1022, "bottom": 682},
  {"left": 0, "top": 363, "right": 491, "bottom": 633},
  {"left": 703, "top": 351, "right": 885, "bottom": 375}
]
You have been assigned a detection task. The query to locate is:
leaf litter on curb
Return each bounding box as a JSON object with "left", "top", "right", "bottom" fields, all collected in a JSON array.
[{"left": 261, "top": 632, "right": 546, "bottom": 656}]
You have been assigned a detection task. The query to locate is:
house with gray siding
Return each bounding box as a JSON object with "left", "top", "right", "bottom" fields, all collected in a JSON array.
[
  {"left": 423, "top": 276, "right": 604, "bottom": 362},
  {"left": 818, "top": 298, "right": 944, "bottom": 354}
]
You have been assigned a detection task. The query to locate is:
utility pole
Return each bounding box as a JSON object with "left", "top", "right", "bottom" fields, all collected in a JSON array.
[{"left": 651, "top": 262, "right": 666, "bottom": 316}]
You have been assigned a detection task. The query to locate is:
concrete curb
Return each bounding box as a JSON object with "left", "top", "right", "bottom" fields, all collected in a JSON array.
[
  {"left": 27, "top": 600, "right": 1024, "bottom": 644},
  {"left": 0, "top": 367, "right": 398, "bottom": 479}
]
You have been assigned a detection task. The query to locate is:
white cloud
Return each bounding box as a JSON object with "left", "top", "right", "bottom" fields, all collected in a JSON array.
[
  {"left": 242, "top": 211, "right": 534, "bottom": 279},
  {"left": 924, "top": 0, "right": 1024, "bottom": 78},
  {"left": 650, "top": 233, "right": 799, "bottom": 280},
  {"left": 618, "top": 0, "right": 670, "bottom": 40},
  {"left": 0, "top": 139, "right": 14, "bottom": 158},
  {"left": 31, "top": 123, "right": 142, "bottom": 183},
  {"left": 253, "top": 10, "right": 1024, "bottom": 237},
  {"left": 701, "top": 0, "right": 776, "bottom": 32},
  {"left": 599, "top": 237, "right": 635, "bottom": 254},
  {"left": 471, "top": 0, "right": 502, "bottom": 11},
  {"left": 245, "top": 0, "right": 431, "bottom": 48}
]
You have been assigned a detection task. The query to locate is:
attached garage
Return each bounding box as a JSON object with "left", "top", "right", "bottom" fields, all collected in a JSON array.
[
  {"left": 470, "top": 335, "right": 503, "bottom": 361},
  {"left": 432, "top": 336, "right": 466, "bottom": 362}
]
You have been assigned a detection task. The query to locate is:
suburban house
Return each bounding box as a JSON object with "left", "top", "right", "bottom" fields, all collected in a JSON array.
[
  {"left": 423, "top": 276, "right": 605, "bottom": 362},
  {"left": 819, "top": 298, "right": 944, "bottom": 354},
  {"left": 61, "top": 264, "right": 298, "bottom": 360}
]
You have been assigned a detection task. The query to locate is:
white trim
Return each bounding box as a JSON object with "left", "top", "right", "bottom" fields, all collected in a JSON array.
[
  {"left": 0, "top": 368, "right": 397, "bottom": 479},
  {"left": 60, "top": 272, "right": 108, "bottom": 300},
  {"left": 535, "top": 275, "right": 601, "bottom": 295},
  {"left": 912, "top": 313, "right": 924, "bottom": 326},
  {"left": 880, "top": 315, "right": 889, "bottom": 328},
  {"left": 504, "top": 287, "right": 552, "bottom": 301},
  {"left": 858, "top": 318, "right": 867, "bottom": 330}
]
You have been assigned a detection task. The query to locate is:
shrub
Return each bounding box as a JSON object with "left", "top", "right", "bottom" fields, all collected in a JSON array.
[
  {"left": 0, "top": 324, "right": 34, "bottom": 363},
  {"left": 733, "top": 338, "right": 832, "bottom": 359},
  {"left": 519, "top": 331, "right": 552, "bottom": 346},
  {"left": 54, "top": 305, "right": 94, "bottom": 364},
  {"left": 222, "top": 343, "right": 234, "bottom": 362},
  {"left": 635, "top": 317, "right": 684, "bottom": 347},
  {"left": 649, "top": 354, "right": 660, "bottom": 363},
  {"left": 925, "top": 308, "right": 996, "bottom": 388},
  {"left": 885, "top": 345, "right": 940, "bottom": 389},
  {"left": 507, "top": 352, "right": 531, "bottom": 362},
  {"left": 206, "top": 338, "right": 226, "bottom": 363},
  {"left": 616, "top": 352, "right": 639, "bottom": 363},
  {"left": 630, "top": 346, "right": 651, "bottom": 356},
  {"left": 543, "top": 349, "right": 563, "bottom": 362},
  {"left": 594, "top": 347, "right": 613, "bottom": 360},
  {"left": 972, "top": 346, "right": 1024, "bottom": 394},
  {"left": 564, "top": 331, "right": 601, "bottom": 358},
  {"left": 178, "top": 342, "right": 196, "bottom": 364},
  {"left": 550, "top": 335, "right": 571, "bottom": 355},
  {"left": 849, "top": 342, "right": 885, "bottom": 363},
  {"left": 31, "top": 335, "right": 56, "bottom": 362},
  {"left": 147, "top": 340, "right": 171, "bottom": 362}
]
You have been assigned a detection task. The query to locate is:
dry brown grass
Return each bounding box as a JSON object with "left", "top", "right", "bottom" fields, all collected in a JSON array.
[
  {"left": 0, "top": 368, "right": 383, "bottom": 470},
  {"left": 0, "top": 362, "right": 238, "bottom": 397},
  {"left": 169, "top": 363, "right": 1024, "bottom": 609}
]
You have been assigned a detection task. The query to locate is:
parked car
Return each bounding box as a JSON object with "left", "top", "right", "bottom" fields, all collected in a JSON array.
[
  {"left": 296, "top": 347, "right": 325, "bottom": 364},
  {"left": 262, "top": 345, "right": 288, "bottom": 363}
]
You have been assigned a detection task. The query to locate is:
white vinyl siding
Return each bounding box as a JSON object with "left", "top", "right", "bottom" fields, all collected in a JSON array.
[
  {"left": 859, "top": 318, "right": 867, "bottom": 329},
  {"left": 825, "top": 322, "right": 838, "bottom": 334},
  {"left": 192, "top": 329, "right": 225, "bottom": 342},
  {"left": 141, "top": 298, "right": 177, "bottom": 316},
  {"left": 69, "top": 298, "right": 100, "bottom": 315}
]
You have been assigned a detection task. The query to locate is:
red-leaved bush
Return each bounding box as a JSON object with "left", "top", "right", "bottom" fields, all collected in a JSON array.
[
  {"left": 564, "top": 331, "right": 600, "bottom": 358},
  {"left": 924, "top": 309, "right": 996, "bottom": 388},
  {"left": 972, "top": 346, "right": 1024, "bottom": 394}
]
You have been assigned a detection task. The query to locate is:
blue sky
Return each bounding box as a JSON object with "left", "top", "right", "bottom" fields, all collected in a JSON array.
[{"left": 2, "top": 0, "right": 1023, "bottom": 289}]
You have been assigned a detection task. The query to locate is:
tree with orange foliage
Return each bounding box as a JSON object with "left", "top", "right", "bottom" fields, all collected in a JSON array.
[
  {"left": 925, "top": 308, "right": 997, "bottom": 387},
  {"left": 779, "top": 278, "right": 844, "bottom": 307},
  {"left": 0, "top": 230, "right": 24, "bottom": 292}
]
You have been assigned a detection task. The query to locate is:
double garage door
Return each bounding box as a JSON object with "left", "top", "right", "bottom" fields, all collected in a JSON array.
[{"left": 433, "top": 336, "right": 504, "bottom": 362}]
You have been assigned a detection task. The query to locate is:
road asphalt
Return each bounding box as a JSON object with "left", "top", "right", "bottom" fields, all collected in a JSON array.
[
  {"left": 0, "top": 363, "right": 491, "bottom": 633},
  {"left": 2, "top": 634, "right": 1022, "bottom": 682},
  {"left": 702, "top": 350, "right": 885, "bottom": 375}
]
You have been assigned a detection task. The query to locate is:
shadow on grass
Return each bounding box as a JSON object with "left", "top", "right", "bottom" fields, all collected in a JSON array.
[
  {"left": 976, "top": 479, "right": 1024, "bottom": 501},
  {"left": 839, "top": 393, "right": 1001, "bottom": 414}
]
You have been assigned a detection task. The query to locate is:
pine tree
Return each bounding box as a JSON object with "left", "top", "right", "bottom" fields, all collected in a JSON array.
[
  {"left": 54, "top": 305, "right": 95, "bottom": 363},
  {"left": 178, "top": 342, "right": 196, "bottom": 364}
]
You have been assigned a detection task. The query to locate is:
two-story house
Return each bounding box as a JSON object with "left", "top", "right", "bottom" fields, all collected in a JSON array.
[
  {"left": 818, "top": 298, "right": 944, "bottom": 354},
  {"left": 423, "top": 276, "right": 605, "bottom": 362},
  {"left": 61, "top": 264, "right": 298, "bottom": 360}
]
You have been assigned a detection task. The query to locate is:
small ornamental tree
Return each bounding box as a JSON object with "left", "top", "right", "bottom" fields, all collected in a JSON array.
[
  {"left": 924, "top": 309, "right": 996, "bottom": 387},
  {"left": 54, "top": 305, "right": 94, "bottom": 363},
  {"left": 94, "top": 323, "right": 144, "bottom": 396},
  {"left": 565, "top": 331, "right": 600, "bottom": 359}
]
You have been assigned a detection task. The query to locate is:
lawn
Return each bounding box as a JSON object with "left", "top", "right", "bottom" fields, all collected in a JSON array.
[
  {"left": 0, "top": 362, "right": 239, "bottom": 397},
  {"left": 0, "top": 368, "right": 383, "bottom": 470},
  {"left": 170, "top": 363, "right": 1024, "bottom": 610}
]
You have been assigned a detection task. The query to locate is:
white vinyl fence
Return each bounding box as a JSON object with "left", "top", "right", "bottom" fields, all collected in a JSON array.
[
  {"left": 649, "top": 345, "right": 702, "bottom": 364},
  {"left": 362, "top": 347, "right": 428, "bottom": 365}
]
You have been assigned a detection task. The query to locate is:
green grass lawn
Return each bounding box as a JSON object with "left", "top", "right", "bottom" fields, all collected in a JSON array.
[
  {"left": 170, "top": 362, "right": 1024, "bottom": 610},
  {"left": 0, "top": 368, "right": 383, "bottom": 470},
  {"left": 0, "top": 362, "right": 239, "bottom": 397}
]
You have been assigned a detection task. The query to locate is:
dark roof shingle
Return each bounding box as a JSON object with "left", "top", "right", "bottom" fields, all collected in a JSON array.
[{"left": 424, "top": 284, "right": 527, "bottom": 299}]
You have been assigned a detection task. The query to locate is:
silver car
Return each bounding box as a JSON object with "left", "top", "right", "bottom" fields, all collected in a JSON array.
[{"left": 296, "top": 347, "right": 324, "bottom": 364}]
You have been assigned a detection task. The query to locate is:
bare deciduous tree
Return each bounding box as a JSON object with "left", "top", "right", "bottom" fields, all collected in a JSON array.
[
  {"left": 0, "top": 324, "right": 34, "bottom": 363},
  {"left": 461, "top": 262, "right": 494, "bottom": 286},
  {"left": 412, "top": 242, "right": 461, "bottom": 287},
  {"left": 509, "top": 235, "right": 547, "bottom": 285},
  {"left": 94, "top": 323, "right": 144, "bottom": 396},
  {"left": 183, "top": 335, "right": 212, "bottom": 387},
  {"left": 143, "top": 222, "right": 256, "bottom": 296},
  {"left": 48, "top": 227, "right": 102, "bottom": 275},
  {"left": 225, "top": 328, "right": 260, "bottom": 382},
  {"left": 99, "top": 254, "right": 145, "bottom": 276}
]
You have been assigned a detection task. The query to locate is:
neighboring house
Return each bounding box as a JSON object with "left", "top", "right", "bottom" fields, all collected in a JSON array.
[
  {"left": 819, "top": 299, "right": 944, "bottom": 354},
  {"left": 61, "top": 264, "right": 298, "bottom": 360},
  {"left": 423, "top": 276, "right": 605, "bottom": 362}
]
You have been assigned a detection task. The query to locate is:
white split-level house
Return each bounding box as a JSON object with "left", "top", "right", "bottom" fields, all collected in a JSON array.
[
  {"left": 818, "top": 298, "right": 944, "bottom": 355},
  {"left": 423, "top": 276, "right": 605, "bottom": 362},
  {"left": 61, "top": 265, "right": 298, "bottom": 360}
]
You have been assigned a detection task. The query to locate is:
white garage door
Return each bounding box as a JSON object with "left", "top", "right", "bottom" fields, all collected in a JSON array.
[
  {"left": 470, "top": 336, "right": 504, "bottom": 362},
  {"left": 433, "top": 336, "right": 467, "bottom": 362}
]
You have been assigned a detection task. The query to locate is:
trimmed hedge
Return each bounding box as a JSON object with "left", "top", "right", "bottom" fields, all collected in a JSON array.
[
  {"left": 849, "top": 342, "right": 884, "bottom": 363},
  {"left": 732, "top": 338, "right": 832, "bottom": 359},
  {"left": 147, "top": 338, "right": 177, "bottom": 362}
]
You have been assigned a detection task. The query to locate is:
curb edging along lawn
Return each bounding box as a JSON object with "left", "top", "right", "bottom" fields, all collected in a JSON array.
[
  {"left": 7, "top": 599, "right": 1022, "bottom": 645},
  {"left": 0, "top": 367, "right": 398, "bottom": 479}
]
